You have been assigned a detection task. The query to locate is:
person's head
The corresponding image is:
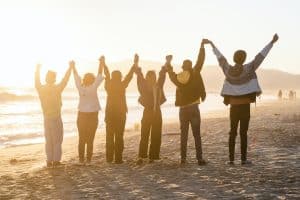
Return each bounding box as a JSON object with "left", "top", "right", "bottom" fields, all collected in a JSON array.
[
  {"left": 233, "top": 50, "right": 247, "bottom": 65},
  {"left": 45, "top": 71, "right": 56, "bottom": 84},
  {"left": 82, "top": 73, "right": 96, "bottom": 86},
  {"left": 181, "top": 59, "right": 192, "bottom": 71},
  {"left": 111, "top": 70, "right": 122, "bottom": 82},
  {"left": 145, "top": 71, "right": 157, "bottom": 86}
]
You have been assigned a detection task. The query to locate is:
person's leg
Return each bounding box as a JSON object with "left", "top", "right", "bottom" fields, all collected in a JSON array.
[
  {"left": 44, "top": 118, "right": 53, "bottom": 165},
  {"left": 77, "top": 113, "right": 86, "bottom": 162},
  {"left": 106, "top": 121, "right": 115, "bottom": 163},
  {"left": 190, "top": 105, "right": 204, "bottom": 162},
  {"left": 179, "top": 107, "right": 189, "bottom": 162},
  {"left": 149, "top": 109, "right": 162, "bottom": 160},
  {"left": 86, "top": 112, "right": 99, "bottom": 162},
  {"left": 229, "top": 105, "right": 239, "bottom": 162},
  {"left": 138, "top": 109, "right": 152, "bottom": 159},
  {"left": 115, "top": 116, "right": 126, "bottom": 163},
  {"left": 53, "top": 116, "right": 64, "bottom": 163},
  {"left": 240, "top": 104, "right": 250, "bottom": 162}
]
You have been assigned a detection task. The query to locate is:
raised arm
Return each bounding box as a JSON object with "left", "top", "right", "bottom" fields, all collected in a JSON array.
[
  {"left": 157, "top": 55, "right": 171, "bottom": 88},
  {"left": 193, "top": 40, "right": 206, "bottom": 72},
  {"left": 71, "top": 60, "right": 82, "bottom": 90},
  {"left": 166, "top": 65, "right": 186, "bottom": 87},
  {"left": 209, "top": 40, "right": 230, "bottom": 71},
  {"left": 58, "top": 63, "right": 72, "bottom": 92},
  {"left": 35, "top": 64, "right": 42, "bottom": 91},
  {"left": 248, "top": 34, "right": 278, "bottom": 71},
  {"left": 122, "top": 65, "right": 135, "bottom": 88}
]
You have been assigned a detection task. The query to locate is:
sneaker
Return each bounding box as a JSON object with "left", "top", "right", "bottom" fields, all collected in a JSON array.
[
  {"left": 136, "top": 158, "right": 143, "bottom": 165},
  {"left": 53, "top": 161, "right": 62, "bottom": 167},
  {"left": 227, "top": 161, "right": 234, "bottom": 165},
  {"left": 46, "top": 161, "right": 53, "bottom": 168},
  {"left": 79, "top": 158, "right": 85, "bottom": 164},
  {"left": 241, "top": 160, "right": 252, "bottom": 165},
  {"left": 86, "top": 158, "right": 91, "bottom": 164},
  {"left": 197, "top": 159, "right": 207, "bottom": 166},
  {"left": 180, "top": 159, "right": 186, "bottom": 164},
  {"left": 115, "top": 160, "right": 124, "bottom": 164},
  {"left": 148, "top": 159, "right": 154, "bottom": 164}
]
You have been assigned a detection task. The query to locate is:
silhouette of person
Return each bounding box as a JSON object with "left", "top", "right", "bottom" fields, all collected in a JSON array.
[
  {"left": 35, "top": 63, "right": 72, "bottom": 167},
  {"left": 72, "top": 60, "right": 104, "bottom": 164},
  {"left": 134, "top": 54, "right": 168, "bottom": 164},
  {"left": 278, "top": 90, "right": 283, "bottom": 100},
  {"left": 207, "top": 34, "right": 279, "bottom": 165},
  {"left": 103, "top": 56, "right": 136, "bottom": 164},
  {"left": 166, "top": 39, "right": 208, "bottom": 166}
]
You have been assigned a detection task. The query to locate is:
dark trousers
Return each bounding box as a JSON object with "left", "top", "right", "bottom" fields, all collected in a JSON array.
[
  {"left": 77, "top": 112, "right": 99, "bottom": 161},
  {"left": 229, "top": 104, "right": 250, "bottom": 162},
  {"left": 138, "top": 108, "right": 162, "bottom": 160},
  {"left": 179, "top": 104, "right": 203, "bottom": 161},
  {"left": 105, "top": 115, "right": 126, "bottom": 162}
]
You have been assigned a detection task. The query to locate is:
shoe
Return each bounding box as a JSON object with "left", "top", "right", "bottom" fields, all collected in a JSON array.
[
  {"left": 53, "top": 161, "right": 62, "bottom": 167},
  {"left": 79, "top": 158, "right": 85, "bottom": 164},
  {"left": 241, "top": 160, "right": 252, "bottom": 165},
  {"left": 86, "top": 158, "right": 91, "bottom": 164},
  {"left": 115, "top": 160, "right": 124, "bottom": 164},
  {"left": 197, "top": 159, "right": 207, "bottom": 166},
  {"left": 180, "top": 159, "right": 186, "bottom": 164},
  {"left": 227, "top": 161, "right": 234, "bottom": 165},
  {"left": 136, "top": 158, "right": 143, "bottom": 165},
  {"left": 46, "top": 161, "right": 53, "bottom": 168},
  {"left": 148, "top": 159, "right": 154, "bottom": 163}
]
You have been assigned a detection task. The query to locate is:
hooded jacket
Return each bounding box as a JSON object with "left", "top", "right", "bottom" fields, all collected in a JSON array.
[
  {"left": 213, "top": 42, "right": 273, "bottom": 104},
  {"left": 167, "top": 47, "right": 206, "bottom": 107}
]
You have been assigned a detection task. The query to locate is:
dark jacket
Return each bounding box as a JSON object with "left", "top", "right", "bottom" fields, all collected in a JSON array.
[
  {"left": 104, "top": 66, "right": 135, "bottom": 121},
  {"left": 136, "top": 67, "right": 167, "bottom": 109},
  {"left": 167, "top": 47, "right": 206, "bottom": 107}
]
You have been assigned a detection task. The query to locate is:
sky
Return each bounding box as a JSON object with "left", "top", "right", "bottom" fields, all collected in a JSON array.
[{"left": 0, "top": 0, "right": 299, "bottom": 87}]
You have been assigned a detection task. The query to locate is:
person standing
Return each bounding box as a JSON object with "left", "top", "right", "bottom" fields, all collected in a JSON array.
[
  {"left": 207, "top": 34, "right": 279, "bottom": 165},
  {"left": 166, "top": 39, "right": 208, "bottom": 165},
  {"left": 35, "top": 62, "right": 72, "bottom": 167},
  {"left": 72, "top": 59, "right": 104, "bottom": 164},
  {"left": 135, "top": 54, "right": 168, "bottom": 164},
  {"left": 103, "top": 56, "right": 136, "bottom": 164}
]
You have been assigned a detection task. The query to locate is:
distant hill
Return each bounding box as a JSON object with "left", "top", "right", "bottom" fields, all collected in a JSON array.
[{"left": 86, "top": 60, "right": 300, "bottom": 93}]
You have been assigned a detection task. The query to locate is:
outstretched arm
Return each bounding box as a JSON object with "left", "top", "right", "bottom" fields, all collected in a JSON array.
[
  {"left": 209, "top": 40, "right": 230, "bottom": 71},
  {"left": 249, "top": 34, "right": 279, "bottom": 71},
  {"left": 167, "top": 66, "right": 186, "bottom": 87},
  {"left": 35, "top": 64, "right": 42, "bottom": 91},
  {"left": 122, "top": 65, "right": 135, "bottom": 88},
  {"left": 58, "top": 63, "right": 72, "bottom": 92},
  {"left": 194, "top": 39, "right": 206, "bottom": 72},
  {"left": 71, "top": 61, "right": 82, "bottom": 90}
]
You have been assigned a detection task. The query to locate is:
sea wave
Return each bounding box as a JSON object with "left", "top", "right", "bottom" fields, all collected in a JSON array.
[{"left": 0, "top": 92, "right": 35, "bottom": 102}]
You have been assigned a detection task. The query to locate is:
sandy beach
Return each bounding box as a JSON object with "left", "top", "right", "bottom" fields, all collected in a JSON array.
[{"left": 0, "top": 100, "right": 299, "bottom": 199}]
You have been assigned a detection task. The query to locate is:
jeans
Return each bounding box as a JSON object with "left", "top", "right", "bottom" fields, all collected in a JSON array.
[
  {"left": 179, "top": 104, "right": 203, "bottom": 161},
  {"left": 138, "top": 108, "right": 162, "bottom": 160},
  {"left": 44, "top": 116, "right": 63, "bottom": 162},
  {"left": 105, "top": 115, "right": 126, "bottom": 162},
  {"left": 77, "top": 112, "right": 99, "bottom": 161},
  {"left": 229, "top": 104, "right": 250, "bottom": 162}
]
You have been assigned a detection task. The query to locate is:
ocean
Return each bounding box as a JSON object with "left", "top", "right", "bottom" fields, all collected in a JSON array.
[{"left": 0, "top": 87, "right": 276, "bottom": 148}]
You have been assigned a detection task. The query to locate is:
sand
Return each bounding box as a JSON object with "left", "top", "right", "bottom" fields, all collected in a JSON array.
[{"left": 0, "top": 100, "right": 299, "bottom": 199}]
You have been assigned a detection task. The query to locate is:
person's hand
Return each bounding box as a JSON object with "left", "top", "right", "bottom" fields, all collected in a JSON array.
[
  {"left": 69, "top": 60, "right": 75, "bottom": 69},
  {"left": 99, "top": 55, "right": 105, "bottom": 66},
  {"left": 271, "top": 33, "right": 279, "bottom": 44},
  {"left": 202, "top": 39, "right": 210, "bottom": 45},
  {"left": 166, "top": 55, "right": 173, "bottom": 64},
  {"left": 134, "top": 54, "right": 139, "bottom": 67}
]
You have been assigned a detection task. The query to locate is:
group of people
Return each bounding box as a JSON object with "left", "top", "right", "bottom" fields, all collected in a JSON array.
[
  {"left": 35, "top": 34, "right": 279, "bottom": 168},
  {"left": 278, "top": 90, "right": 297, "bottom": 100}
]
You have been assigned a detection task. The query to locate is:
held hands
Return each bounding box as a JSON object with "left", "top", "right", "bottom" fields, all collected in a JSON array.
[
  {"left": 69, "top": 60, "right": 75, "bottom": 69},
  {"left": 271, "top": 33, "right": 279, "bottom": 44},
  {"left": 36, "top": 63, "right": 41, "bottom": 70}
]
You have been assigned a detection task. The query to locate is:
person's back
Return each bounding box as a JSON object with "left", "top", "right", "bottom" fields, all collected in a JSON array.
[{"left": 37, "top": 84, "right": 63, "bottom": 118}]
